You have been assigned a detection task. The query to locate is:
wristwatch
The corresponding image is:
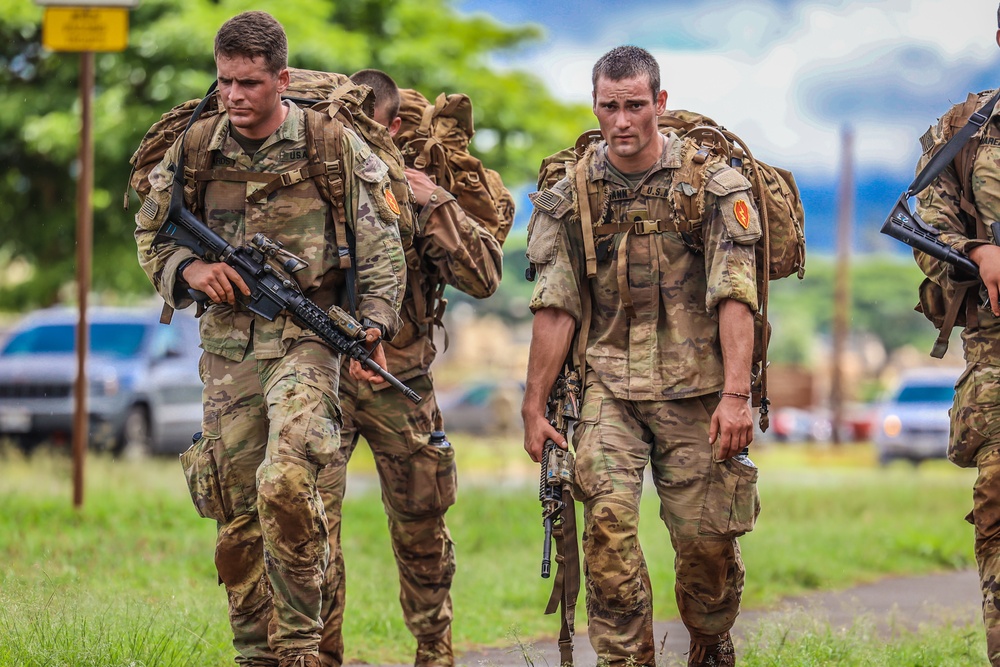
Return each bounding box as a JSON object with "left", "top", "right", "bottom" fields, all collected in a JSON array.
[{"left": 177, "top": 257, "right": 197, "bottom": 282}]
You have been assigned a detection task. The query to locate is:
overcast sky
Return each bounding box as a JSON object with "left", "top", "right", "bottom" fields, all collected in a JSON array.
[{"left": 461, "top": 0, "right": 1000, "bottom": 183}]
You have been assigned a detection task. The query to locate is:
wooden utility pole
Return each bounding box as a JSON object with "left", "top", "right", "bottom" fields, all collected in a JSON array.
[
  {"left": 831, "top": 126, "right": 854, "bottom": 445},
  {"left": 37, "top": 0, "right": 138, "bottom": 508}
]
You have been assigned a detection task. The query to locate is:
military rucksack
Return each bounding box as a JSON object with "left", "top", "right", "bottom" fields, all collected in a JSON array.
[
  {"left": 394, "top": 88, "right": 514, "bottom": 246},
  {"left": 909, "top": 89, "right": 999, "bottom": 357},
  {"left": 125, "top": 67, "right": 417, "bottom": 268},
  {"left": 532, "top": 111, "right": 807, "bottom": 430}
]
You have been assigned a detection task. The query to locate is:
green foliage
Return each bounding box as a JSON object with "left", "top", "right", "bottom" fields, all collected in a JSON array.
[
  {"left": 0, "top": 0, "right": 591, "bottom": 308},
  {"left": 766, "top": 254, "right": 937, "bottom": 362}
]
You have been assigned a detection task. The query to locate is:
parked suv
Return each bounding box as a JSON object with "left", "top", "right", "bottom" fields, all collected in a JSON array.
[
  {"left": 0, "top": 305, "right": 203, "bottom": 455},
  {"left": 874, "top": 367, "right": 962, "bottom": 465}
]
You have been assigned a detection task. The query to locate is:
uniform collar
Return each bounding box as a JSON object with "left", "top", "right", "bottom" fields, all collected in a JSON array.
[
  {"left": 590, "top": 132, "right": 682, "bottom": 186},
  {"left": 209, "top": 100, "right": 304, "bottom": 152}
]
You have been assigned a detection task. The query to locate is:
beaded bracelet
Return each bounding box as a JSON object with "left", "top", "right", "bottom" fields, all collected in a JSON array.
[{"left": 721, "top": 391, "right": 751, "bottom": 400}]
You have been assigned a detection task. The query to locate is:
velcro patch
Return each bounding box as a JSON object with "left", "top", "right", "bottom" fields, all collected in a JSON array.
[
  {"left": 529, "top": 188, "right": 572, "bottom": 219},
  {"left": 919, "top": 126, "right": 937, "bottom": 155},
  {"left": 705, "top": 167, "right": 752, "bottom": 196},
  {"left": 139, "top": 196, "right": 159, "bottom": 222}
]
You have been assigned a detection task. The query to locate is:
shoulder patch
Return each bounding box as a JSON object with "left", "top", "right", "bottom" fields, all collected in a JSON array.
[
  {"left": 705, "top": 167, "right": 752, "bottom": 196},
  {"left": 919, "top": 125, "right": 936, "bottom": 155}
]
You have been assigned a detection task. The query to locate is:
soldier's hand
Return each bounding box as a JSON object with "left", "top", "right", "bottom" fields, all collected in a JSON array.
[
  {"left": 971, "top": 244, "right": 1000, "bottom": 316},
  {"left": 404, "top": 168, "right": 439, "bottom": 207},
  {"left": 349, "top": 327, "right": 387, "bottom": 384},
  {"left": 182, "top": 259, "right": 250, "bottom": 305},
  {"left": 523, "top": 412, "right": 566, "bottom": 464},
  {"left": 709, "top": 395, "right": 753, "bottom": 461}
]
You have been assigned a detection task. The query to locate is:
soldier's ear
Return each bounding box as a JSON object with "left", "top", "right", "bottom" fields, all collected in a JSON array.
[
  {"left": 276, "top": 68, "right": 290, "bottom": 94},
  {"left": 388, "top": 116, "right": 402, "bottom": 138},
  {"left": 995, "top": 30, "right": 1000, "bottom": 50},
  {"left": 655, "top": 90, "right": 668, "bottom": 116}
]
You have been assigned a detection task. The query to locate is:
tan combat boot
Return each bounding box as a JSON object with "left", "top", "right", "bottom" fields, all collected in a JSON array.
[
  {"left": 687, "top": 633, "right": 735, "bottom": 667},
  {"left": 415, "top": 627, "right": 454, "bottom": 667}
]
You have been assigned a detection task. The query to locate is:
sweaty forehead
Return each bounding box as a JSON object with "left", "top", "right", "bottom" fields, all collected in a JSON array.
[{"left": 593, "top": 75, "right": 655, "bottom": 103}]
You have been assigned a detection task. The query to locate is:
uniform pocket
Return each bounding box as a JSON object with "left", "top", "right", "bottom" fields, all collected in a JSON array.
[
  {"left": 179, "top": 430, "right": 229, "bottom": 523},
  {"left": 699, "top": 456, "right": 760, "bottom": 537},
  {"left": 949, "top": 365, "right": 987, "bottom": 468},
  {"left": 408, "top": 440, "right": 457, "bottom": 515}
]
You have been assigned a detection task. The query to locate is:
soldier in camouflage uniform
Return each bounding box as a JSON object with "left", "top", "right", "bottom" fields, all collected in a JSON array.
[
  {"left": 912, "top": 9, "right": 1000, "bottom": 664},
  {"left": 133, "top": 13, "right": 405, "bottom": 667},
  {"left": 522, "top": 46, "right": 760, "bottom": 667},
  {"left": 316, "top": 69, "right": 504, "bottom": 667}
]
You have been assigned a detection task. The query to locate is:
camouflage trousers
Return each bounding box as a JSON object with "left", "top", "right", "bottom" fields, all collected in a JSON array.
[
  {"left": 179, "top": 339, "right": 342, "bottom": 666},
  {"left": 951, "top": 362, "right": 1000, "bottom": 666},
  {"left": 316, "top": 371, "right": 456, "bottom": 667},
  {"left": 571, "top": 373, "right": 759, "bottom": 666}
]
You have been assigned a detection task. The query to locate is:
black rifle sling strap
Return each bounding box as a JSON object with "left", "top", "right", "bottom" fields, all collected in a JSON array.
[
  {"left": 909, "top": 89, "right": 1000, "bottom": 356},
  {"left": 157, "top": 82, "right": 220, "bottom": 325},
  {"left": 544, "top": 481, "right": 579, "bottom": 666},
  {"left": 907, "top": 89, "right": 1000, "bottom": 198}
]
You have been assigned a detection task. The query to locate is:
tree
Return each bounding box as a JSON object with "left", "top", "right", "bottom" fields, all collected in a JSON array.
[{"left": 0, "top": 0, "right": 592, "bottom": 309}]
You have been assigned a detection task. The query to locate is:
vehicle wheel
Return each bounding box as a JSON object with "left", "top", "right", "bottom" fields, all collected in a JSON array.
[
  {"left": 118, "top": 405, "right": 152, "bottom": 460},
  {"left": 877, "top": 451, "right": 894, "bottom": 467}
]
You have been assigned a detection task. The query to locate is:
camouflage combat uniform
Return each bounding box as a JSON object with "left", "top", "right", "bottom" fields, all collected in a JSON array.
[
  {"left": 527, "top": 135, "right": 761, "bottom": 666},
  {"left": 914, "top": 89, "right": 1000, "bottom": 666},
  {"left": 134, "top": 101, "right": 405, "bottom": 666},
  {"left": 317, "top": 184, "right": 504, "bottom": 667}
]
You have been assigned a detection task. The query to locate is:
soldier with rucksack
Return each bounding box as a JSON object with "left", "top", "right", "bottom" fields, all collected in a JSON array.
[
  {"left": 131, "top": 12, "right": 405, "bottom": 667},
  {"left": 315, "top": 70, "right": 510, "bottom": 667},
  {"left": 902, "top": 6, "right": 1000, "bottom": 663},
  {"left": 522, "top": 46, "right": 767, "bottom": 667}
]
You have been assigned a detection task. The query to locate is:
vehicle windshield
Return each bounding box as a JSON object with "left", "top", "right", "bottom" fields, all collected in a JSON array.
[
  {"left": 895, "top": 382, "right": 955, "bottom": 403},
  {"left": 0, "top": 323, "right": 147, "bottom": 358}
]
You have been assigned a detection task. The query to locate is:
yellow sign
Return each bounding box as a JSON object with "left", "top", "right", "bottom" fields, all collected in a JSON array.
[{"left": 42, "top": 6, "right": 130, "bottom": 52}]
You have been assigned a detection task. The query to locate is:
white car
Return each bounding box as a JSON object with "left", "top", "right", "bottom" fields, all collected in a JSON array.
[{"left": 874, "top": 367, "right": 962, "bottom": 465}]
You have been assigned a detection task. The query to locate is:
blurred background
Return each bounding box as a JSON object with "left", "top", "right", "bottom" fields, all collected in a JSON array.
[{"left": 2, "top": 0, "right": 998, "bottom": 456}]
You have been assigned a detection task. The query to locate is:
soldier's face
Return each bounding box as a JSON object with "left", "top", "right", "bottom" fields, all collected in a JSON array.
[
  {"left": 216, "top": 54, "right": 289, "bottom": 139},
  {"left": 593, "top": 74, "right": 667, "bottom": 171}
]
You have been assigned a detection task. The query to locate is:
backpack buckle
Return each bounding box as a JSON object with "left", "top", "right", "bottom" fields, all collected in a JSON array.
[{"left": 634, "top": 219, "right": 662, "bottom": 235}]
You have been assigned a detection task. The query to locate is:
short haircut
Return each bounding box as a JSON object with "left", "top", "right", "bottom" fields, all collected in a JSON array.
[
  {"left": 591, "top": 45, "right": 661, "bottom": 100},
  {"left": 351, "top": 69, "right": 401, "bottom": 121},
  {"left": 214, "top": 11, "right": 288, "bottom": 76}
]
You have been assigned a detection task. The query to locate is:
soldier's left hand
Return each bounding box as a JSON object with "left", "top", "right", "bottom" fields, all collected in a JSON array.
[
  {"left": 349, "top": 327, "right": 388, "bottom": 384},
  {"left": 709, "top": 396, "right": 753, "bottom": 460},
  {"left": 404, "top": 168, "right": 438, "bottom": 207},
  {"left": 971, "top": 244, "right": 1000, "bottom": 316}
]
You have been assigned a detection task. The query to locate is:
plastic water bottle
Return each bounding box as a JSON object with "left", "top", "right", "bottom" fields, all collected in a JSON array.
[{"left": 430, "top": 430, "right": 451, "bottom": 449}]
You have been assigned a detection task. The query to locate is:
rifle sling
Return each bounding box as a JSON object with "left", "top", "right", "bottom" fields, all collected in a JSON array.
[{"left": 544, "top": 481, "right": 579, "bottom": 666}]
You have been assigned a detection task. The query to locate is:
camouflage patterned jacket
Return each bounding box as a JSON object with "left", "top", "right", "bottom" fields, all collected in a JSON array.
[
  {"left": 134, "top": 102, "right": 405, "bottom": 361},
  {"left": 526, "top": 134, "right": 760, "bottom": 401},
  {"left": 367, "top": 185, "right": 503, "bottom": 383},
  {"left": 915, "top": 90, "right": 1000, "bottom": 366}
]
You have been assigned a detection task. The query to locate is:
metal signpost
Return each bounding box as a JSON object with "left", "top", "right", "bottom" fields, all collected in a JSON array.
[{"left": 35, "top": 0, "right": 139, "bottom": 508}]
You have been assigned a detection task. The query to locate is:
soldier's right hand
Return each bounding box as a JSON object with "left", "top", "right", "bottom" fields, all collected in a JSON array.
[
  {"left": 523, "top": 412, "right": 566, "bottom": 464},
  {"left": 970, "top": 244, "right": 1000, "bottom": 316},
  {"left": 181, "top": 259, "right": 251, "bottom": 305}
]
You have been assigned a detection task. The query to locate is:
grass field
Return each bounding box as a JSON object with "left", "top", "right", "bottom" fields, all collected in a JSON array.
[{"left": 0, "top": 437, "right": 983, "bottom": 666}]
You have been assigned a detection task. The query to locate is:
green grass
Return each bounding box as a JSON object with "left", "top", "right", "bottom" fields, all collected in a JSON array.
[{"left": 0, "top": 439, "right": 982, "bottom": 666}]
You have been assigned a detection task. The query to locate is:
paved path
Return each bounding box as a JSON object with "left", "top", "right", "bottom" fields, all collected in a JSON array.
[{"left": 379, "top": 569, "right": 981, "bottom": 667}]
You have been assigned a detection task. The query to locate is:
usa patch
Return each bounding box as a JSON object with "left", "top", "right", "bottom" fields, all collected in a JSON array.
[
  {"left": 734, "top": 200, "right": 750, "bottom": 229},
  {"left": 139, "top": 196, "right": 159, "bottom": 221}
]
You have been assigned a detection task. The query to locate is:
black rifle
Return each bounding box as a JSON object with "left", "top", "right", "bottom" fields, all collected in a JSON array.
[
  {"left": 540, "top": 365, "right": 580, "bottom": 578},
  {"left": 152, "top": 85, "right": 419, "bottom": 404},
  {"left": 538, "top": 364, "right": 581, "bottom": 666}
]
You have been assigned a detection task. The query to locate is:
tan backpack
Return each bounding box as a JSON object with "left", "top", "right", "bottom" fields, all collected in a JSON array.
[
  {"left": 394, "top": 89, "right": 514, "bottom": 245},
  {"left": 910, "top": 90, "right": 997, "bottom": 357},
  {"left": 532, "top": 111, "right": 807, "bottom": 429},
  {"left": 125, "top": 67, "right": 417, "bottom": 267}
]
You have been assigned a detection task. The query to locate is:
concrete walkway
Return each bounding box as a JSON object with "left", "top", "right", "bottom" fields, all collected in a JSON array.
[{"left": 389, "top": 569, "right": 981, "bottom": 667}]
